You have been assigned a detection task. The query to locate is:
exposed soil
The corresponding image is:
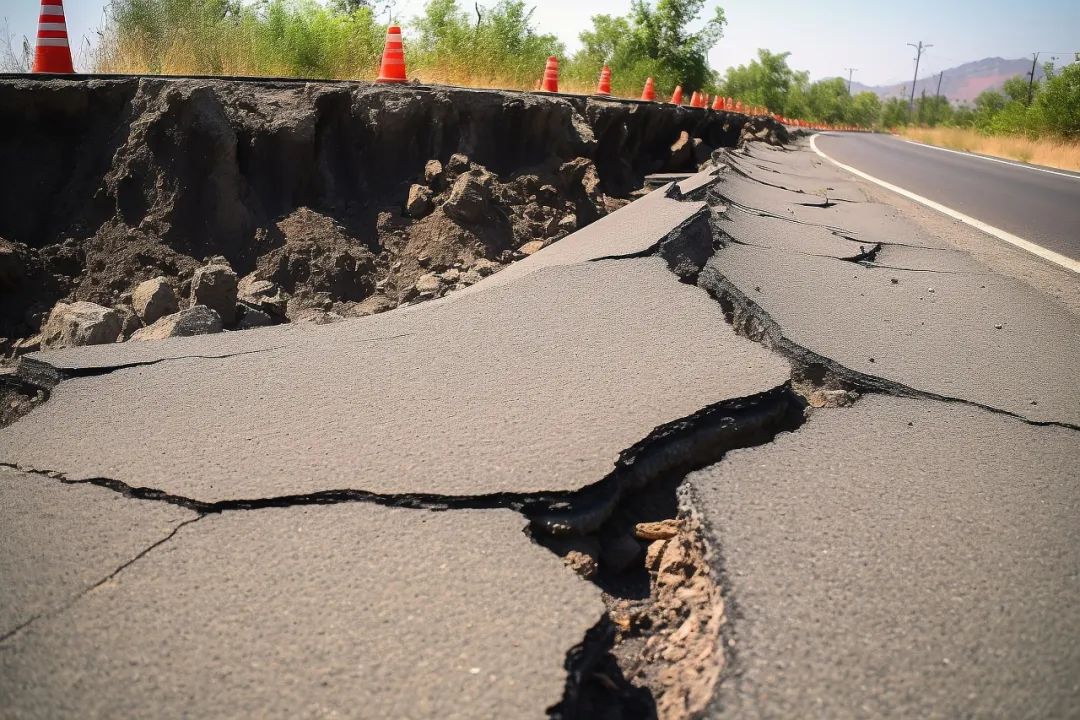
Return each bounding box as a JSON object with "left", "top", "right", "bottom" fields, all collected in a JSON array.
[{"left": 0, "top": 76, "right": 783, "bottom": 356}]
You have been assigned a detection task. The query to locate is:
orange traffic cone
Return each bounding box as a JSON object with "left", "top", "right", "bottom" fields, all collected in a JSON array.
[
  {"left": 735, "top": 100, "right": 744, "bottom": 113},
  {"left": 32, "top": 0, "right": 74, "bottom": 73},
  {"left": 595, "top": 65, "right": 612, "bottom": 96},
  {"left": 726, "top": 97, "right": 734, "bottom": 110},
  {"left": 712, "top": 95, "right": 724, "bottom": 111},
  {"left": 641, "top": 77, "right": 656, "bottom": 101},
  {"left": 375, "top": 25, "right": 407, "bottom": 83},
  {"left": 540, "top": 56, "right": 559, "bottom": 93},
  {"left": 670, "top": 85, "right": 683, "bottom": 105}
]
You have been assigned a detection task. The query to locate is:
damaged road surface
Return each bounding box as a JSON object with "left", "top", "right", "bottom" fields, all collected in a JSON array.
[{"left": 2, "top": 76, "right": 1079, "bottom": 719}]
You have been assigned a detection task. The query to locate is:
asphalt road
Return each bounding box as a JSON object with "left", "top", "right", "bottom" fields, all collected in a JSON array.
[{"left": 813, "top": 132, "right": 1080, "bottom": 262}]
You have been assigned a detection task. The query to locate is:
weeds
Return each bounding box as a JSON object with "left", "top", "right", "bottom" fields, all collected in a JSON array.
[{"left": 899, "top": 126, "right": 1080, "bottom": 172}]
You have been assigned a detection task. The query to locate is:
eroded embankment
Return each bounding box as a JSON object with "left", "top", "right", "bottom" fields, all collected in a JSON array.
[{"left": 0, "top": 77, "right": 784, "bottom": 355}]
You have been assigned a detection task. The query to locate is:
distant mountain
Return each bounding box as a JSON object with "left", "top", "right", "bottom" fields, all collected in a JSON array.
[{"left": 844, "top": 57, "right": 1047, "bottom": 105}]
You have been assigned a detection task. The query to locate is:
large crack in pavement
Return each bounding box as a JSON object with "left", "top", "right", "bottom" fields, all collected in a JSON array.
[
  {"left": 6, "top": 137, "right": 1072, "bottom": 718},
  {"left": 0, "top": 167, "right": 804, "bottom": 718}
]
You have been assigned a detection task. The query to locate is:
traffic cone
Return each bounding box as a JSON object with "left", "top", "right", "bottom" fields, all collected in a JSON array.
[
  {"left": 689, "top": 90, "right": 699, "bottom": 107},
  {"left": 32, "top": 0, "right": 74, "bottom": 74},
  {"left": 641, "top": 77, "right": 656, "bottom": 101},
  {"left": 726, "top": 97, "right": 734, "bottom": 111},
  {"left": 670, "top": 85, "right": 683, "bottom": 104},
  {"left": 375, "top": 25, "right": 407, "bottom": 83},
  {"left": 712, "top": 95, "right": 724, "bottom": 111},
  {"left": 595, "top": 65, "right": 612, "bottom": 96},
  {"left": 540, "top": 56, "right": 559, "bottom": 93},
  {"left": 735, "top": 100, "right": 744, "bottom": 113}
]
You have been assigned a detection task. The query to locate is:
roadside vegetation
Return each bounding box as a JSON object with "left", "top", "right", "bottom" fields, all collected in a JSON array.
[
  {"left": 898, "top": 126, "right": 1080, "bottom": 171},
  {"left": 84, "top": 0, "right": 726, "bottom": 95}
]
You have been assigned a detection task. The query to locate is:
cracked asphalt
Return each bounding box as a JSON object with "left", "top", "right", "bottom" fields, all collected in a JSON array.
[{"left": 2, "top": 141, "right": 1078, "bottom": 718}]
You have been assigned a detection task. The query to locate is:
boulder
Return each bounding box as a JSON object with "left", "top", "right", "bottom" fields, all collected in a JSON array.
[
  {"left": 113, "top": 305, "right": 143, "bottom": 340},
  {"left": 415, "top": 273, "right": 442, "bottom": 296},
  {"left": 237, "top": 275, "right": 289, "bottom": 319},
  {"left": 558, "top": 158, "right": 600, "bottom": 197},
  {"left": 235, "top": 303, "right": 275, "bottom": 330},
  {"left": 40, "top": 302, "right": 123, "bottom": 350},
  {"left": 406, "top": 184, "right": 434, "bottom": 218},
  {"left": 445, "top": 153, "right": 471, "bottom": 177},
  {"left": 131, "top": 276, "right": 178, "bottom": 324},
  {"left": 131, "top": 306, "right": 223, "bottom": 342},
  {"left": 190, "top": 263, "right": 238, "bottom": 324},
  {"left": 423, "top": 159, "right": 444, "bottom": 187},
  {"left": 443, "top": 171, "right": 492, "bottom": 224}
]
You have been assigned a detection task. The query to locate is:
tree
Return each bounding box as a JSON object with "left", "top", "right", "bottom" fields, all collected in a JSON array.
[
  {"left": 568, "top": 0, "right": 726, "bottom": 96},
  {"left": 1035, "top": 61, "right": 1080, "bottom": 138},
  {"left": 720, "top": 49, "right": 807, "bottom": 113},
  {"left": 805, "top": 77, "right": 850, "bottom": 123},
  {"left": 1001, "top": 74, "right": 1031, "bottom": 104},
  {"left": 880, "top": 97, "right": 908, "bottom": 128},
  {"left": 849, "top": 91, "right": 881, "bottom": 127}
]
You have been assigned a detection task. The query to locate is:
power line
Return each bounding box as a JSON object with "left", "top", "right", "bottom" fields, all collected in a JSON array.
[{"left": 907, "top": 41, "right": 933, "bottom": 118}]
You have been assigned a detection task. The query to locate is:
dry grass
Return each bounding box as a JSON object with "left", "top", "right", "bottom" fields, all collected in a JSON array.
[{"left": 899, "top": 126, "right": 1080, "bottom": 172}]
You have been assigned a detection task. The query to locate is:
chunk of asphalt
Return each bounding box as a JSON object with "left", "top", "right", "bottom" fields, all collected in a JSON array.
[
  {"left": 687, "top": 395, "right": 1080, "bottom": 719},
  {"left": 0, "top": 466, "right": 196, "bottom": 639},
  {"left": 16, "top": 322, "right": 302, "bottom": 387},
  {"left": 457, "top": 185, "right": 707, "bottom": 294},
  {"left": 0, "top": 258, "right": 789, "bottom": 503},
  {"left": 866, "top": 243, "right": 994, "bottom": 274},
  {"left": 701, "top": 243, "right": 1080, "bottom": 425},
  {"left": 715, "top": 205, "right": 871, "bottom": 260},
  {"left": 676, "top": 166, "right": 721, "bottom": 197},
  {"left": 717, "top": 172, "right": 951, "bottom": 251},
  {"left": 718, "top": 150, "right": 868, "bottom": 202},
  {"left": 0, "top": 504, "right": 604, "bottom": 718}
]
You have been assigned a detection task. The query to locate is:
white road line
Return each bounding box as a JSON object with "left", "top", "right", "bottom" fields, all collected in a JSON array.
[
  {"left": 809, "top": 134, "right": 1080, "bottom": 274},
  {"left": 900, "top": 138, "right": 1080, "bottom": 181}
]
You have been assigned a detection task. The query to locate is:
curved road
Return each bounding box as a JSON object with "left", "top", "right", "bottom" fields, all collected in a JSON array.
[{"left": 813, "top": 132, "right": 1080, "bottom": 265}]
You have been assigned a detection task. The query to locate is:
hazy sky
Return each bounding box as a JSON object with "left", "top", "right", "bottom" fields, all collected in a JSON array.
[{"left": 4, "top": 0, "right": 1079, "bottom": 84}]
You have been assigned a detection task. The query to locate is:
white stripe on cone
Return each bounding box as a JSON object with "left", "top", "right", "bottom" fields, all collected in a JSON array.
[
  {"left": 38, "top": 22, "right": 68, "bottom": 31},
  {"left": 36, "top": 37, "right": 69, "bottom": 46},
  {"left": 40, "top": 5, "right": 65, "bottom": 14}
]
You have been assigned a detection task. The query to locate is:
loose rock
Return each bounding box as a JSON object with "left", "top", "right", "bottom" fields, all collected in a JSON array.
[
  {"left": 406, "top": 184, "right": 434, "bottom": 218},
  {"left": 518, "top": 240, "right": 545, "bottom": 256},
  {"left": 443, "top": 171, "right": 492, "bottom": 224},
  {"left": 237, "top": 275, "right": 289, "bottom": 320},
  {"left": 40, "top": 302, "right": 123, "bottom": 350},
  {"left": 235, "top": 303, "right": 274, "bottom": 330},
  {"left": 635, "top": 519, "right": 682, "bottom": 541},
  {"left": 130, "top": 306, "right": 223, "bottom": 341},
  {"left": 190, "top": 263, "right": 238, "bottom": 325},
  {"left": 415, "top": 273, "right": 442, "bottom": 296},
  {"left": 131, "top": 277, "right": 179, "bottom": 324}
]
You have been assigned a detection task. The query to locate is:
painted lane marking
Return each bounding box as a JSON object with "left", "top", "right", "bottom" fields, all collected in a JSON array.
[
  {"left": 810, "top": 134, "right": 1080, "bottom": 274},
  {"left": 899, "top": 138, "right": 1080, "bottom": 181}
]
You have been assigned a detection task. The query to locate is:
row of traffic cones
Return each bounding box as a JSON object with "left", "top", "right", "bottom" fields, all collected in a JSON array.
[{"left": 24, "top": 6, "right": 866, "bottom": 131}]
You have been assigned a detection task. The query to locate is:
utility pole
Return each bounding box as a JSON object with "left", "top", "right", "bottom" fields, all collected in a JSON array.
[
  {"left": 1026, "top": 52, "right": 1039, "bottom": 105},
  {"left": 907, "top": 41, "right": 933, "bottom": 118},
  {"left": 844, "top": 67, "right": 857, "bottom": 94},
  {"left": 935, "top": 71, "right": 944, "bottom": 98}
]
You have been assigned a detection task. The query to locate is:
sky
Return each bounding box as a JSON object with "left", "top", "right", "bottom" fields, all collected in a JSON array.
[{"left": 3, "top": 0, "right": 1079, "bottom": 83}]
